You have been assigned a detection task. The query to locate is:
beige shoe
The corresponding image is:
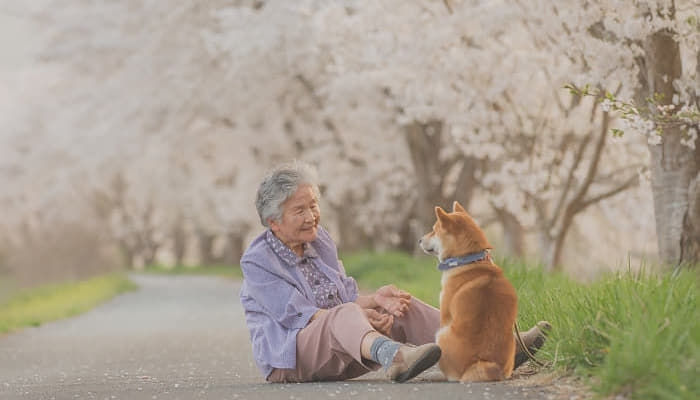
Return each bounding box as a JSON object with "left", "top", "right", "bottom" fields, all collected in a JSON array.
[
  {"left": 514, "top": 320, "right": 552, "bottom": 369},
  {"left": 387, "top": 343, "right": 442, "bottom": 383}
]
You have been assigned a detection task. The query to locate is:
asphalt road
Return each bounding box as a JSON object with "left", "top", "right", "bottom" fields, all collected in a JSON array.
[{"left": 0, "top": 274, "right": 557, "bottom": 400}]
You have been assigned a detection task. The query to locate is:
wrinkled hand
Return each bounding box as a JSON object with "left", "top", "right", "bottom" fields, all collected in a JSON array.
[
  {"left": 364, "top": 308, "right": 394, "bottom": 337},
  {"left": 374, "top": 285, "right": 411, "bottom": 318}
]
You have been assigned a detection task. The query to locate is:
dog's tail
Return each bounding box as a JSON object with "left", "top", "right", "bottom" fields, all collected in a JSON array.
[{"left": 460, "top": 360, "right": 506, "bottom": 382}]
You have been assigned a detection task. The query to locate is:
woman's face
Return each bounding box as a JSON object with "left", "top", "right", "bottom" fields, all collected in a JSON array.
[{"left": 269, "top": 184, "right": 321, "bottom": 252}]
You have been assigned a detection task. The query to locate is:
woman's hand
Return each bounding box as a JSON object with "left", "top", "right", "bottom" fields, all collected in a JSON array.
[
  {"left": 364, "top": 308, "right": 394, "bottom": 337},
  {"left": 374, "top": 285, "right": 411, "bottom": 318}
]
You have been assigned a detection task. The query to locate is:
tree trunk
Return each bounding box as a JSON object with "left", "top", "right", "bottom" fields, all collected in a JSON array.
[
  {"left": 137, "top": 203, "right": 160, "bottom": 267},
  {"left": 405, "top": 120, "right": 451, "bottom": 236},
  {"left": 547, "top": 211, "right": 575, "bottom": 272},
  {"left": 197, "top": 231, "right": 217, "bottom": 266},
  {"left": 681, "top": 174, "right": 700, "bottom": 262},
  {"left": 494, "top": 208, "right": 526, "bottom": 257},
  {"left": 394, "top": 209, "right": 420, "bottom": 254},
  {"left": 643, "top": 28, "right": 700, "bottom": 265},
  {"left": 540, "top": 239, "right": 556, "bottom": 272},
  {"left": 649, "top": 135, "right": 700, "bottom": 264},
  {"left": 221, "top": 223, "right": 250, "bottom": 265},
  {"left": 452, "top": 157, "right": 480, "bottom": 212},
  {"left": 118, "top": 240, "right": 136, "bottom": 268},
  {"left": 334, "top": 195, "right": 374, "bottom": 252},
  {"left": 141, "top": 241, "right": 159, "bottom": 266},
  {"left": 403, "top": 120, "right": 478, "bottom": 252},
  {"left": 172, "top": 218, "right": 187, "bottom": 266},
  {"left": 538, "top": 220, "right": 568, "bottom": 272}
]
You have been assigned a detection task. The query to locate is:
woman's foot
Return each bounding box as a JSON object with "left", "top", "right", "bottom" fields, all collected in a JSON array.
[
  {"left": 387, "top": 343, "right": 442, "bottom": 382},
  {"left": 513, "top": 321, "right": 552, "bottom": 369}
]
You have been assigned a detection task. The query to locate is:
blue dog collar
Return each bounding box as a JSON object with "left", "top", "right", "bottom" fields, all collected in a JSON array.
[{"left": 438, "top": 250, "right": 490, "bottom": 271}]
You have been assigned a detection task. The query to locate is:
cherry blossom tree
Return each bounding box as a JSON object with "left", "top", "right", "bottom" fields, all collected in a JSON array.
[
  {"left": 303, "top": 0, "right": 650, "bottom": 269},
  {"left": 0, "top": 0, "right": 267, "bottom": 268},
  {"left": 520, "top": 0, "right": 699, "bottom": 265},
  {"left": 0, "top": 0, "right": 664, "bottom": 277}
]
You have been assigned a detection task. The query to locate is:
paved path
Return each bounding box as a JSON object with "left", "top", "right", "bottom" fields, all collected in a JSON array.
[{"left": 0, "top": 274, "right": 556, "bottom": 399}]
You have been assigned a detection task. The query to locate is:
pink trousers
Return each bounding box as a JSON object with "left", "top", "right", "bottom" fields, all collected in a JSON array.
[{"left": 267, "top": 298, "right": 440, "bottom": 382}]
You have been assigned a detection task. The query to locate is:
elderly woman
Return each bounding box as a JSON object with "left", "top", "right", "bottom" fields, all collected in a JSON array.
[{"left": 240, "top": 163, "right": 547, "bottom": 383}]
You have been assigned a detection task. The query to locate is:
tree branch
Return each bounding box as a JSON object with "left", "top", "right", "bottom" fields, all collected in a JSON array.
[
  {"left": 295, "top": 74, "right": 342, "bottom": 144},
  {"left": 502, "top": 93, "right": 525, "bottom": 129},
  {"left": 549, "top": 131, "right": 592, "bottom": 227},
  {"left": 443, "top": 0, "right": 453, "bottom": 14},
  {"left": 569, "top": 108, "right": 610, "bottom": 207},
  {"left": 594, "top": 164, "right": 645, "bottom": 183},
  {"left": 577, "top": 174, "right": 639, "bottom": 212}
]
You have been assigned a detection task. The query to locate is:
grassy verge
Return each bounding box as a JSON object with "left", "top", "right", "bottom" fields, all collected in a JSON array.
[
  {"left": 0, "top": 273, "right": 137, "bottom": 335},
  {"left": 341, "top": 251, "right": 441, "bottom": 305},
  {"left": 0, "top": 276, "right": 16, "bottom": 304},
  {"left": 141, "top": 264, "right": 242, "bottom": 278},
  {"left": 342, "top": 251, "right": 699, "bottom": 400}
]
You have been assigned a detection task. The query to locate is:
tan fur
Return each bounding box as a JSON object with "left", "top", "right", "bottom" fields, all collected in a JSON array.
[{"left": 420, "top": 201, "right": 517, "bottom": 382}]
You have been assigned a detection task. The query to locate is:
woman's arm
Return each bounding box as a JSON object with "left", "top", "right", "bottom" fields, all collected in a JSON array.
[{"left": 241, "top": 260, "right": 319, "bottom": 329}]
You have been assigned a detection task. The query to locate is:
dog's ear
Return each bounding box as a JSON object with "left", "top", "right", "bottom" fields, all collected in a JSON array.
[
  {"left": 435, "top": 206, "right": 450, "bottom": 223},
  {"left": 452, "top": 201, "right": 466, "bottom": 213}
]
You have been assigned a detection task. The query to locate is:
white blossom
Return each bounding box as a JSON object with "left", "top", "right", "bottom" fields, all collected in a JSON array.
[{"left": 0, "top": 0, "right": 667, "bottom": 271}]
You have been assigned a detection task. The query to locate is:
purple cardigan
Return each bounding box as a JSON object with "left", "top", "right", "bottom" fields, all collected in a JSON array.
[{"left": 239, "top": 226, "right": 359, "bottom": 378}]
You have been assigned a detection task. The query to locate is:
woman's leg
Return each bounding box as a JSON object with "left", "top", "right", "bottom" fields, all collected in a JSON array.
[
  {"left": 389, "top": 297, "right": 440, "bottom": 345},
  {"left": 267, "top": 303, "right": 378, "bottom": 383}
]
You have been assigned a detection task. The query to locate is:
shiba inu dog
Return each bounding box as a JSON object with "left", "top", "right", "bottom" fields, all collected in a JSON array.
[{"left": 419, "top": 201, "right": 517, "bottom": 382}]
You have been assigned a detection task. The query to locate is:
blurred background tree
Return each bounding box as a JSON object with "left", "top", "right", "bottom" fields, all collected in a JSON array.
[{"left": 0, "top": 0, "right": 697, "bottom": 286}]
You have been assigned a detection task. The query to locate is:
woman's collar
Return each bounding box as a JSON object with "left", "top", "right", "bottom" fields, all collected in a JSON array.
[{"left": 265, "top": 230, "right": 317, "bottom": 266}]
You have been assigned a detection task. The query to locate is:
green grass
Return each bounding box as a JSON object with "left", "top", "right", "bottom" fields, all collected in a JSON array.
[
  {"left": 141, "top": 264, "right": 242, "bottom": 278},
  {"left": 0, "top": 273, "right": 137, "bottom": 334},
  {"left": 341, "top": 251, "right": 442, "bottom": 305},
  {"left": 342, "top": 251, "right": 699, "bottom": 400},
  {"left": 0, "top": 276, "right": 16, "bottom": 304}
]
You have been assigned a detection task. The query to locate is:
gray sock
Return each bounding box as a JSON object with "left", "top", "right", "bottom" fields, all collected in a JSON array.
[{"left": 369, "top": 337, "right": 401, "bottom": 370}]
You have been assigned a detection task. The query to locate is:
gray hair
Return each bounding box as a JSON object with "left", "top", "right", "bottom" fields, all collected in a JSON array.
[{"left": 255, "top": 162, "right": 321, "bottom": 227}]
